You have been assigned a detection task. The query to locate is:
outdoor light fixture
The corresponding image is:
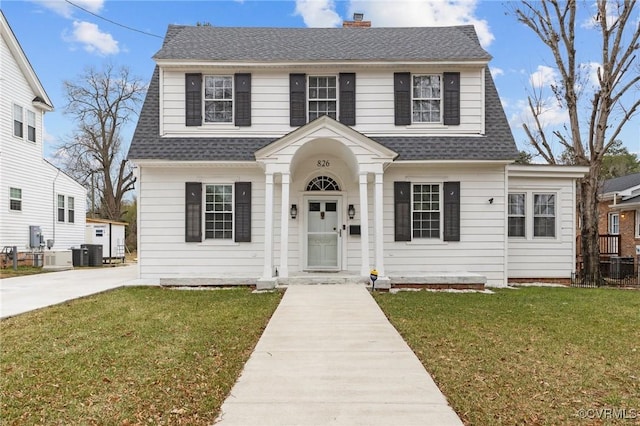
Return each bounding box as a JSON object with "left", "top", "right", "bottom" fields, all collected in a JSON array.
[
  {"left": 348, "top": 204, "right": 356, "bottom": 219},
  {"left": 488, "top": 198, "right": 494, "bottom": 204},
  {"left": 290, "top": 204, "right": 298, "bottom": 219}
]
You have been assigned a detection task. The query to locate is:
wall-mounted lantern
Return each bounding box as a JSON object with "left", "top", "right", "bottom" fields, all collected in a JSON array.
[
  {"left": 348, "top": 204, "right": 356, "bottom": 220},
  {"left": 290, "top": 204, "right": 298, "bottom": 219}
]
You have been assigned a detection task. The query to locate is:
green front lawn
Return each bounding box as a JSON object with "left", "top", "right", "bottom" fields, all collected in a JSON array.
[
  {"left": 375, "top": 287, "right": 640, "bottom": 425},
  {"left": 1, "top": 287, "right": 282, "bottom": 425}
]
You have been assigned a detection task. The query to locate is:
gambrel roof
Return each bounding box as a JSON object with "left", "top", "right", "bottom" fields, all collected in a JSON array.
[{"left": 154, "top": 25, "right": 492, "bottom": 63}]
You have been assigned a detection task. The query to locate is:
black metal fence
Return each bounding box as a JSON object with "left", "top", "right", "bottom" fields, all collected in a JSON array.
[{"left": 572, "top": 257, "right": 639, "bottom": 288}]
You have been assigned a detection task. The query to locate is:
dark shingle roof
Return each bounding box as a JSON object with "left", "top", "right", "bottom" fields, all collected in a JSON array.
[
  {"left": 154, "top": 25, "right": 492, "bottom": 62},
  {"left": 128, "top": 66, "right": 517, "bottom": 162},
  {"left": 601, "top": 172, "right": 640, "bottom": 194}
]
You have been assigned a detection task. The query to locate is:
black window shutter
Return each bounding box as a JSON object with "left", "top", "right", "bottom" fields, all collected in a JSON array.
[
  {"left": 235, "top": 73, "right": 251, "bottom": 126},
  {"left": 290, "top": 74, "right": 307, "bottom": 126},
  {"left": 443, "top": 181, "right": 460, "bottom": 241},
  {"left": 185, "top": 182, "right": 202, "bottom": 242},
  {"left": 394, "top": 72, "right": 411, "bottom": 126},
  {"left": 339, "top": 73, "right": 356, "bottom": 126},
  {"left": 234, "top": 182, "right": 251, "bottom": 242},
  {"left": 443, "top": 72, "right": 460, "bottom": 125},
  {"left": 185, "top": 74, "right": 202, "bottom": 127},
  {"left": 394, "top": 181, "right": 411, "bottom": 241}
]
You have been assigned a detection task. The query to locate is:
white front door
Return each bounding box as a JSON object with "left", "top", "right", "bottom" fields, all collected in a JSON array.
[{"left": 307, "top": 200, "right": 341, "bottom": 270}]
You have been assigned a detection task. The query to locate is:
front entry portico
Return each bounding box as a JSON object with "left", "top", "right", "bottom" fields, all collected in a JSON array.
[{"left": 255, "top": 116, "right": 397, "bottom": 288}]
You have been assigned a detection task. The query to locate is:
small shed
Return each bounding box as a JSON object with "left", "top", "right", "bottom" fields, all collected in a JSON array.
[{"left": 85, "top": 218, "right": 127, "bottom": 263}]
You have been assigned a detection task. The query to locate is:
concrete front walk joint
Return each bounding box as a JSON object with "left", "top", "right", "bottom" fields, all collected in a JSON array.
[{"left": 215, "top": 285, "right": 463, "bottom": 426}]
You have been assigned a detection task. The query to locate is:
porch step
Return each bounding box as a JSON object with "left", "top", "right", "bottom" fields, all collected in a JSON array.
[
  {"left": 391, "top": 272, "right": 486, "bottom": 290},
  {"left": 279, "top": 275, "right": 369, "bottom": 286}
]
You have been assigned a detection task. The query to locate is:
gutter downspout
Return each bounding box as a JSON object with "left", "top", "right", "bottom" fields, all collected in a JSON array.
[{"left": 52, "top": 168, "right": 60, "bottom": 248}]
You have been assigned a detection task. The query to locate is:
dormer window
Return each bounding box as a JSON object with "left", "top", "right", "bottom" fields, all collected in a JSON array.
[
  {"left": 309, "top": 76, "right": 337, "bottom": 121},
  {"left": 204, "top": 76, "right": 233, "bottom": 123},
  {"left": 412, "top": 75, "right": 441, "bottom": 123}
]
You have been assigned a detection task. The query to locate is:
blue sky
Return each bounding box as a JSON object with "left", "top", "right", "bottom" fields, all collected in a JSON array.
[{"left": 3, "top": 0, "right": 639, "bottom": 160}]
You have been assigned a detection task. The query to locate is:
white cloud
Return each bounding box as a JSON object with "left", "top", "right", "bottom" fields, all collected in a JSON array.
[
  {"left": 581, "top": 2, "right": 621, "bottom": 30},
  {"left": 529, "top": 65, "right": 558, "bottom": 89},
  {"left": 510, "top": 97, "right": 568, "bottom": 132},
  {"left": 295, "top": 0, "right": 342, "bottom": 27},
  {"left": 31, "top": 0, "right": 105, "bottom": 19},
  {"left": 346, "top": 0, "right": 494, "bottom": 47},
  {"left": 490, "top": 67, "right": 504, "bottom": 78},
  {"left": 581, "top": 61, "right": 601, "bottom": 87},
  {"left": 65, "top": 21, "right": 119, "bottom": 55}
]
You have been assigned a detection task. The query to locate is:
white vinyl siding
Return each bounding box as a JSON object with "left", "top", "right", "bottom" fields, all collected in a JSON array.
[
  {"left": 160, "top": 68, "right": 483, "bottom": 137},
  {"left": 508, "top": 177, "right": 578, "bottom": 279}
]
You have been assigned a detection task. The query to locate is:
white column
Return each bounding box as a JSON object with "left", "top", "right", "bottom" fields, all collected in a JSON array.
[
  {"left": 374, "top": 172, "right": 385, "bottom": 276},
  {"left": 279, "top": 173, "right": 290, "bottom": 278},
  {"left": 262, "top": 172, "right": 274, "bottom": 279},
  {"left": 359, "top": 173, "right": 370, "bottom": 276}
]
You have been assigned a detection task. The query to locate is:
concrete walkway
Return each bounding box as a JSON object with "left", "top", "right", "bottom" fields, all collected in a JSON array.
[
  {"left": 0, "top": 264, "right": 139, "bottom": 319},
  {"left": 215, "top": 285, "right": 463, "bottom": 425}
]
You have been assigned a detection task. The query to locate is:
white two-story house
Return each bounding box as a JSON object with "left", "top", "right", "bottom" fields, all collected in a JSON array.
[
  {"left": 1, "top": 11, "right": 86, "bottom": 258},
  {"left": 128, "top": 20, "right": 587, "bottom": 288}
]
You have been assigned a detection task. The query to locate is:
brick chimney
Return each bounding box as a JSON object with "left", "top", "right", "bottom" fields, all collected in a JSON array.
[{"left": 343, "top": 13, "right": 371, "bottom": 28}]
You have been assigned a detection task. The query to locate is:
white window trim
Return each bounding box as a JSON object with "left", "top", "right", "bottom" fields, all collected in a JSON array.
[
  {"left": 68, "top": 196, "right": 75, "bottom": 223},
  {"left": 26, "top": 110, "right": 36, "bottom": 143},
  {"left": 608, "top": 212, "right": 620, "bottom": 235},
  {"left": 308, "top": 75, "right": 338, "bottom": 122},
  {"left": 9, "top": 187, "right": 22, "bottom": 212},
  {"left": 57, "top": 194, "right": 65, "bottom": 223},
  {"left": 411, "top": 183, "right": 442, "bottom": 240},
  {"left": 533, "top": 192, "right": 557, "bottom": 239},
  {"left": 411, "top": 74, "right": 442, "bottom": 124},
  {"left": 636, "top": 210, "right": 640, "bottom": 239},
  {"left": 13, "top": 104, "right": 24, "bottom": 139},
  {"left": 508, "top": 192, "right": 526, "bottom": 238},
  {"left": 204, "top": 183, "right": 234, "bottom": 240},
  {"left": 203, "top": 75, "right": 234, "bottom": 124}
]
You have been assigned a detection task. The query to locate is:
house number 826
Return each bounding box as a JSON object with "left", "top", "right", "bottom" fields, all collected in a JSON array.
[{"left": 317, "top": 160, "right": 330, "bottom": 167}]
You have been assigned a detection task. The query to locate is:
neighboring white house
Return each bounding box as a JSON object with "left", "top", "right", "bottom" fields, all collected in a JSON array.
[
  {"left": 128, "top": 19, "right": 587, "bottom": 288},
  {"left": 85, "top": 217, "right": 127, "bottom": 262},
  {"left": 0, "top": 11, "right": 86, "bottom": 256}
]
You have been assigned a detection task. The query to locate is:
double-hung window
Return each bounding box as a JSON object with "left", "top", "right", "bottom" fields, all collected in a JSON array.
[
  {"left": 13, "top": 104, "right": 23, "bottom": 138},
  {"left": 68, "top": 197, "right": 75, "bottom": 223},
  {"left": 57, "top": 195, "right": 65, "bottom": 222},
  {"left": 27, "top": 110, "right": 36, "bottom": 142},
  {"left": 635, "top": 210, "right": 640, "bottom": 238},
  {"left": 412, "top": 75, "right": 441, "bottom": 123},
  {"left": 608, "top": 212, "right": 619, "bottom": 235},
  {"left": 9, "top": 187, "right": 22, "bottom": 211},
  {"left": 508, "top": 193, "right": 526, "bottom": 237},
  {"left": 205, "top": 184, "right": 233, "bottom": 239},
  {"left": 533, "top": 193, "right": 556, "bottom": 237},
  {"left": 412, "top": 184, "right": 440, "bottom": 238},
  {"left": 308, "top": 76, "right": 337, "bottom": 121},
  {"left": 204, "top": 76, "right": 233, "bottom": 123}
]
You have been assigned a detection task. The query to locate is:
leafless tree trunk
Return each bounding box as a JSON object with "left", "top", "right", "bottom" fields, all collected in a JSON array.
[
  {"left": 513, "top": 0, "right": 640, "bottom": 284},
  {"left": 56, "top": 63, "right": 145, "bottom": 221}
]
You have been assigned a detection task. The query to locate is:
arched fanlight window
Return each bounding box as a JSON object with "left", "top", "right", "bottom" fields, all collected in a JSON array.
[{"left": 306, "top": 176, "right": 340, "bottom": 191}]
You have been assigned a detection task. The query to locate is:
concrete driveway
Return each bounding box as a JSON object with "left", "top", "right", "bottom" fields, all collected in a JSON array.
[{"left": 0, "top": 264, "right": 139, "bottom": 319}]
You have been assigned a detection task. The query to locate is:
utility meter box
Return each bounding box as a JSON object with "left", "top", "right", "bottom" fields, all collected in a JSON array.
[{"left": 29, "top": 226, "right": 44, "bottom": 249}]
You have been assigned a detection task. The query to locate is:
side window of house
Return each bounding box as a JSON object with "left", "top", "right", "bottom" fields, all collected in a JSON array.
[
  {"left": 508, "top": 193, "right": 526, "bottom": 237},
  {"left": 412, "top": 184, "right": 441, "bottom": 238},
  {"left": 205, "top": 184, "right": 233, "bottom": 239},
  {"left": 26, "top": 110, "right": 36, "bottom": 142},
  {"left": 308, "top": 76, "right": 337, "bottom": 121},
  {"left": 412, "top": 75, "right": 441, "bottom": 123},
  {"left": 13, "top": 104, "right": 23, "bottom": 138},
  {"left": 57, "top": 194, "right": 65, "bottom": 222},
  {"left": 636, "top": 210, "right": 640, "bottom": 238},
  {"left": 9, "top": 187, "right": 22, "bottom": 211},
  {"left": 68, "top": 197, "right": 75, "bottom": 223},
  {"left": 204, "top": 76, "right": 233, "bottom": 123},
  {"left": 533, "top": 193, "right": 556, "bottom": 238}
]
